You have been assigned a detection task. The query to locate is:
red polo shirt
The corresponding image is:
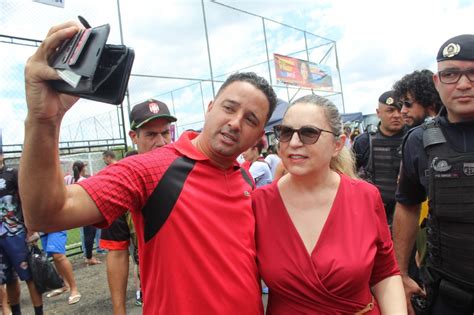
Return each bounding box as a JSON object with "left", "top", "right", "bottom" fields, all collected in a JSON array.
[{"left": 80, "top": 132, "right": 262, "bottom": 314}]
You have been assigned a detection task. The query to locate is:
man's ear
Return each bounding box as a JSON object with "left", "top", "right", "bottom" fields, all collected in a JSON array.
[
  {"left": 129, "top": 130, "right": 138, "bottom": 145},
  {"left": 206, "top": 101, "right": 214, "bottom": 113},
  {"left": 433, "top": 72, "right": 441, "bottom": 91}
]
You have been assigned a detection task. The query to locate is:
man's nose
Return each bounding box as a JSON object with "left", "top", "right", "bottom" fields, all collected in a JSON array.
[{"left": 227, "top": 114, "right": 243, "bottom": 131}]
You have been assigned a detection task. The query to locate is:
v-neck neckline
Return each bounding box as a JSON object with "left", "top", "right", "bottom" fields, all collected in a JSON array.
[{"left": 276, "top": 174, "right": 343, "bottom": 258}]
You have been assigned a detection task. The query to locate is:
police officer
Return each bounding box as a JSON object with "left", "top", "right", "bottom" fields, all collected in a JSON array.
[
  {"left": 352, "top": 91, "right": 406, "bottom": 225},
  {"left": 393, "top": 34, "right": 474, "bottom": 314},
  {"left": 393, "top": 69, "right": 444, "bottom": 128}
]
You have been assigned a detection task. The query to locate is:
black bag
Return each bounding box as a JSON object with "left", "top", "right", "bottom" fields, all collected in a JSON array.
[
  {"left": 49, "top": 17, "right": 135, "bottom": 105},
  {"left": 27, "top": 244, "right": 64, "bottom": 294}
]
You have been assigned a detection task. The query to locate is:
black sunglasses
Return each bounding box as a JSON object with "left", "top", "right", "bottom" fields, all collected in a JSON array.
[
  {"left": 273, "top": 125, "right": 337, "bottom": 145},
  {"left": 399, "top": 100, "right": 415, "bottom": 108}
]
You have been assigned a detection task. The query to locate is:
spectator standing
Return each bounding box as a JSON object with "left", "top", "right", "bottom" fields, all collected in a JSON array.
[
  {"left": 64, "top": 161, "right": 101, "bottom": 266},
  {"left": 0, "top": 152, "right": 43, "bottom": 315},
  {"left": 102, "top": 150, "right": 117, "bottom": 166},
  {"left": 100, "top": 99, "right": 177, "bottom": 314},
  {"left": 242, "top": 139, "right": 272, "bottom": 188},
  {"left": 264, "top": 145, "right": 281, "bottom": 179}
]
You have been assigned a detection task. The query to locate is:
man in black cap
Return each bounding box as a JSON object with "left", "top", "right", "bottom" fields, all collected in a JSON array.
[
  {"left": 128, "top": 99, "right": 177, "bottom": 153},
  {"left": 393, "top": 69, "right": 444, "bottom": 128},
  {"left": 393, "top": 34, "right": 474, "bottom": 314},
  {"left": 352, "top": 90, "right": 406, "bottom": 226},
  {"left": 100, "top": 99, "right": 177, "bottom": 314}
]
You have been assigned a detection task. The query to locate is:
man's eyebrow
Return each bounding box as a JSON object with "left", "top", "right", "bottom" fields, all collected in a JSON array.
[{"left": 222, "top": 99, "right": 240, "bottom": 106}]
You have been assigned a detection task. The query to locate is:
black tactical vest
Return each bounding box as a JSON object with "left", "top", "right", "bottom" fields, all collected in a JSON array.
[
  {"left": 368, "top": 133, "right": 403, "bottom": 206},
  {"left": 423, "top": 118, "right": 474, "bottom": 287}
]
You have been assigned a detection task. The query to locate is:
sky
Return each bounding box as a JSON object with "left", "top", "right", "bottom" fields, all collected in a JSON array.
[{"left": 1, "top": 0, "right": 473, "bottom": 149}]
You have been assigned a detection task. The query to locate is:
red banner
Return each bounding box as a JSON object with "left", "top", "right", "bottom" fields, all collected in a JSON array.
[{"left": 274, "top": 54, "right": 333, "bottom": 91}]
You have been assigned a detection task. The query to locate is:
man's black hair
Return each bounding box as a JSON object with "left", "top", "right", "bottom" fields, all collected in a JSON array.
[
  {"left": 393, "top": 69, "right": 443, "bottom": 113},
  {"left": 216, "top": 72, "right": 277, "bottom": 123},
  {"left": 102, "top": 150, "right": 116, "bottom": 159}
]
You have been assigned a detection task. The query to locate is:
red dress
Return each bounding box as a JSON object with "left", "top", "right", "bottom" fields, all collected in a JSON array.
[{"left": 252, "top": 174, "right": 400, "bottom": 314}]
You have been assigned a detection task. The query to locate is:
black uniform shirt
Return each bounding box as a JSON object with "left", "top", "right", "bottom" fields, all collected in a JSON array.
[
  {"left": 352, "top": 125, "right": 406, "bottom": 170},
  {"left": 396, "top": 109, "right": 474, "bottom": 205}
]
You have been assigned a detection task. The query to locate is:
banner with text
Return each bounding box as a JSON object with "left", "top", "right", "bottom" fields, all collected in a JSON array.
[
  {"left": 274, "top": 54, "right": 333, "bottom": 91},
  {"left": 33, "top": 0, "right": 65, "bottom": 8}
]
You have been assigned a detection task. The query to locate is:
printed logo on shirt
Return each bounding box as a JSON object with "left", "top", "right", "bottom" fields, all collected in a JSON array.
[
  {"left": 431, "top": 157, "right": 452, "bottom": 173},
  {"left": 463, "top": 163, "right": 474, "bottom": 176}
]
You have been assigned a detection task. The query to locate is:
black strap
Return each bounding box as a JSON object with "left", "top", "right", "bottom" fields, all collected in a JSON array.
[
  {"left": 422, "top": 117, "right": 446, "bottom": 149},
  {"left": 142, "top": 156, "right": 196, "bottom": 243},
  {"left": 141, "top": 157, "right": 256, "bottom": 243},
  {"left": 240, "top": 167, "right": 255, "bottom": 190}
]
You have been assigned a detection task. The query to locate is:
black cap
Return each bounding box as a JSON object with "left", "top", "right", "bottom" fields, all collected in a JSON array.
[
  {"left": 437, "top": 34, "right": 474, "bottom": 62},
  {"left": 378, "top": 90, "right": 400, "bottom": 109},
  {"left": 130, "top": 99, "right": 177, "bottom": 130}
]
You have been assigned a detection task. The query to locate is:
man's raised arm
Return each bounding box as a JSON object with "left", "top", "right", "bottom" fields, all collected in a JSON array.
[{"left": 20, "top": 22, "right": 103, "bottom": 232}]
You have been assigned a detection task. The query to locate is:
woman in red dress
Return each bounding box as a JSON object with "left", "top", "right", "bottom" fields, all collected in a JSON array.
[{"left": 253, "top": 94, "right": 406, "bottom": 314}]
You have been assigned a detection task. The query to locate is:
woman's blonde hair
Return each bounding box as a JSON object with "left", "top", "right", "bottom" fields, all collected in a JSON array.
[{"left": 287, "top": 94, "right": 358, "bottom": 178}]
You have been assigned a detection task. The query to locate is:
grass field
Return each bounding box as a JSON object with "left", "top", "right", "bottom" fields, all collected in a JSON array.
[{"left": 67, "top": 227, "right": 81, "bottom": 245}]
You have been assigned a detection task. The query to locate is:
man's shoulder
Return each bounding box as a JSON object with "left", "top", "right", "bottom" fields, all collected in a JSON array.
[
  {"left": 0, "top": 167, "right": 17, "bottom": 178},
  {"left": 0, "top": 167, "right": 17, "bottom": 173},
  {"left": 131, "top": 145, "right": 181, "bottom": 166},
  {"left": 353, "top": 132, "right": 371, "bottom": 149},
  {"left": 255, "top": 159, "right": 271, "bottom": 168},
  {"left": 264, "top": 154, "right": 279, "bottom": 163},
  {"left": 404, "top": 125, "right": 424, "bottom": 145}
]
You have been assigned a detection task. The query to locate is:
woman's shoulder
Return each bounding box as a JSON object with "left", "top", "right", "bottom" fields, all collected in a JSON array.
[{"left": 252, "top": 181, "right": 278, "bottom": 198}]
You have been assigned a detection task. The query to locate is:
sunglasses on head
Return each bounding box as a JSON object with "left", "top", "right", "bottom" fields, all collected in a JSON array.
[{"left": 273, "top": 125, "right": 337, "bottom": 145}]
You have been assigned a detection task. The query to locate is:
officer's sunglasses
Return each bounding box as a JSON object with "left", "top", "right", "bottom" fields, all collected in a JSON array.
[
  {"left": 273, "top": 125, "right": 337, "bottom": 145},
  {"left": 438, "top": 68, "right": 474, "bottom": 84}
]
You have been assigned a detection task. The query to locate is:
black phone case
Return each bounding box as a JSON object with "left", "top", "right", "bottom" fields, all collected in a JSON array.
[{"left": 50, "top": 24, "right": 134, "bottom": 105}]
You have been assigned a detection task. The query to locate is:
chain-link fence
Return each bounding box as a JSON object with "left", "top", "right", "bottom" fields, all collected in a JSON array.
[{"left": 1, "top": 0, "right": 344, "bottom": 161}]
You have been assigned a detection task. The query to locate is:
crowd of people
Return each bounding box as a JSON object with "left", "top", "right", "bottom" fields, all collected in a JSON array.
[{"left": 0, "top": 17, "right": 472, "bottom": 315}]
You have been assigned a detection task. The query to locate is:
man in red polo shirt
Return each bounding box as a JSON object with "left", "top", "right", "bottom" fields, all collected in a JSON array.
[{"left": 20, "top": 22, "right": 277, "bottom": 314}]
